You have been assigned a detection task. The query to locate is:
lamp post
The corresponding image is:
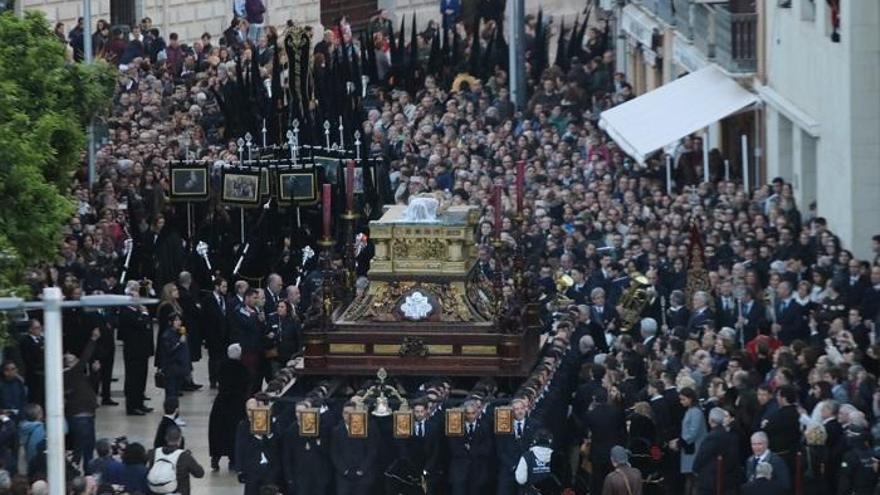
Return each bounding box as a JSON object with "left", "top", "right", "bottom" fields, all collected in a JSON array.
[{"left": 0, "top": 290, "right": 157, "bottom": 495}]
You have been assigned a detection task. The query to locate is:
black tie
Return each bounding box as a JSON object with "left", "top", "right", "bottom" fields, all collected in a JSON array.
[
  {"left": 219, "top": 296, "right": 225, "bottom": 314},
  {"left": 417, "top": 422, "right": 423, "bottom": 437},
  {"left": 516, "top": 421, "right": 523, "bottom": 439},
  {"left": 751, "top": 457, "right": 759, "bottom": 478},
  {"left": 467, "top": 424, "right": 474, "bottom": 435}
]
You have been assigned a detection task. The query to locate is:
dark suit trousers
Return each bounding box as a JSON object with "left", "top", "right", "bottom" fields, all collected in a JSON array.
[
  {"left": 207, "top": 344, "right": 224, "bottom": 386},
  {"left": 124, "top": 356, "right": 148, "bottom": 410},
  {"left": 496, "top": 471, "right": 516, "bottom": 495},
  {"left": 99, "top": 349, "right": 115, "bottom": 400}
]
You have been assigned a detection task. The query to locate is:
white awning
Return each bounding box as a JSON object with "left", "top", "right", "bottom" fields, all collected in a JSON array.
[{"left": 599, "top": 66, "right": 759, "bottom": 163}]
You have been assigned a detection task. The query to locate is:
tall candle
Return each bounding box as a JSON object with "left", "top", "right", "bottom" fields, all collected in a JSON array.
[
  {"left": 516, "top": 160, "right": 525, "bottom": 214},
  {"left": 346, "top": 160, "right": 355, "bottom": 213},
  {"left": 493, "top": 185, "right": 502, "bottom": 240},
  {"left": 322, "top": 183, "right": 332, "bottom": 239}
]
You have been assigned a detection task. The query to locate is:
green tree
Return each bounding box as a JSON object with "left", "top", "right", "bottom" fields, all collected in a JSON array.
[{"left": 0, "top": 12, "right": 114, "bottom": 315}]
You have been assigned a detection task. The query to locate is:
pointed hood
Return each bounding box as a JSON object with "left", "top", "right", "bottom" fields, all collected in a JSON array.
[
  {"left": 554, "top": 17, "right": 567, "bottom": 69},
  {"left": 429, "top": 27, "right": 441, "bottom": 77},
  {"left": 409, "top": 13, "right": 418, "bottom": 70},
  {"left": 468, "top": 16, "right": 482, "bottom": 78}
]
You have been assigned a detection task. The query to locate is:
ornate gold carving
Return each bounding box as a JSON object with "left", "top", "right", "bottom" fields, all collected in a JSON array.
[
  {"left": 398, "top": 337, "right": 429, "bottom": 357},
  {"left": 392, "top": 238, "right": 447, "bottom": 260}
]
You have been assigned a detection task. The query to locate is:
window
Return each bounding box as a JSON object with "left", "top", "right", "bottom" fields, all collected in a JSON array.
[{"left": 778, "top": 0, "right": 791, "bottom": 8}]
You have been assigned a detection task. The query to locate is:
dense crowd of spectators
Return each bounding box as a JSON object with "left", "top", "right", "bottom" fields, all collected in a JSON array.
[{"left": 2, "top": 2, "right": 880, "bottom": 495}]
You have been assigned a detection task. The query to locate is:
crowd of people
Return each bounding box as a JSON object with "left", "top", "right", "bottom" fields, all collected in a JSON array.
[{"left": 2, "top": 1, "right": 880, "bottom": 495}]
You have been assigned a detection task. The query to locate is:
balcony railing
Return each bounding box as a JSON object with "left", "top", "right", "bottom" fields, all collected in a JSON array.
[{"left": 631, "top": 0, "right": 757, "bottom": 73}]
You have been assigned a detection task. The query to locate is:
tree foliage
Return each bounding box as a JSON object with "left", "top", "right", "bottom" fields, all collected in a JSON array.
[{"left": 0, "top": 11, "right": 115, "bottom": 295}]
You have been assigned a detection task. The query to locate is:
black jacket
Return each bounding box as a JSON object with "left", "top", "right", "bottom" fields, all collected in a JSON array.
[
  {"left": 693, "top": 426, "right": 741, "bottom": 491},
  {"left": 118, "top": 306, "right": 154, "bottom": 360},
  {"left": 200, "top": 292, "right": 229, "bottom": 352},
  {"left": 584, "top": 403, "right": 626, "bottom": 463},
  {"left": 330, "top": 421, "right": 379, "bottom": 482},
  {"left": 448, "top": 419, "right": 494, "bottom": 485},
  {"left": 763, "top": 405, "right": 800, "bottom": 454},
  {"left": 496, "top": 418, "right": 542, "bottom": 475}
]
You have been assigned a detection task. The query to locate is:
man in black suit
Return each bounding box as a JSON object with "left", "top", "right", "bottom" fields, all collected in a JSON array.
[
  {"left": 19, "top": 319, "right": 45, "bottom": 407},
  {"left": 448, "top": 399, "right": 494, "bottom": 495},
  {"left": 693, "top": 408, "right": 740, "bottom": 495},
  {"left": 742, "top": 461, "right": 786, "bottom": 495},
  {"left": 760, "top": 385, "right": 800, "bottom": 479},
  {"left": 236, "top": 414, "right": 283, "bottom": 495},
  {"left": 661, "top": 372, "right": 685, "bottom": 495},
  {"left": 687, "top": 291, "right": 714, "bottom": 336},
  {"left": 496, "top": 398, "right": 541, "bottom": 495},
  {"left": 773, "top": 281, "right": 806, "bottom": 344},
  {"left": 736, "top": 288, "right": 767, "bottom": 345},
  {"left": 200, "top": 278, "right": 229, "bottom": 389},
  {"left": 589, "top": 287, "right": 617, "bottom": 331},
  {"left": 331, "top": 401, "right": 378, "bottom": 495},
  {"left": 565, "top": 267, "right": 590, "bottom": 305},
  {"left": 842, "top": 259, "right": 870, "bottom": 309},
  {"left": 396, "top": 400, "right": 447, "bottom": 494},
  {"left": 583, "top": 388, "right": 626, "bottom": 495},
  {"left": 282, "top": 402, "right": 334, "bottom": 495},
  {"left": 587, "top": 254, "right": 614, "bottom": 293},
  {"left": 647, "top": 381, "right": 672, "bottom": 443},
  {"left": 860, "top": 265, "right": 880, "bottom": 323},
  {"left": 744, "top": 431, "right": 790, "bottom": 492},
  {"left": 118, "top": 294, "right": 154, "bottom": 415},
  {"left": 666, "top": 290, "right": 690, "bottom": 330},
  {"left": 818, "top": 400, "right": 845, "bottom": 493},
  {"left": 715, "top": 280, "right": 739, "bottom": 329},
  {"left": 264, "top": 273, "right": 284, "bottom": 316},
  {"left": 641, "top": 269, "right": 667, "bottom": 324},
  {"left": 176, "top": 271, "right": 202, "bottom": 372}
]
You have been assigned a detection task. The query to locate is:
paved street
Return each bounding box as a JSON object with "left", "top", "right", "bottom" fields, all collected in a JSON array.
[{"left": 95, "top": 347, "right": 241, "bottom": 495}]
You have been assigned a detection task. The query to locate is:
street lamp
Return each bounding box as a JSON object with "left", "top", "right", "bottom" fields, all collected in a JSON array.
[{"left": 0, "top": 288, "right": 157, "bottom": 495}]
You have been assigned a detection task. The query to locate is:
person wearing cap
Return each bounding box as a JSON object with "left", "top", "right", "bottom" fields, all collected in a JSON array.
[
  {"left": 601, "top": 445, "right": 642, "bottom": 495},
  {"left": 514, "top": 429, "right": 561, "bottom": 494},
  {"left": 692, "top": 407, "right": 740, "bottom": 495},
  {"left": 837, "top": 425, "right": 878, "bottom": 495}
]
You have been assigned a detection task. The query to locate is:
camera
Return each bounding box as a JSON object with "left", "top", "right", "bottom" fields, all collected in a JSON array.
[{"left": 111, "top": 436, "right": 128, "bottom": 455}]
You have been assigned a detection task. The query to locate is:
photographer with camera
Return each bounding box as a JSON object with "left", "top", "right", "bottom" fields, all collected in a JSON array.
[{"left": 88, "top": 438, "right": 125, "bottom": 483}]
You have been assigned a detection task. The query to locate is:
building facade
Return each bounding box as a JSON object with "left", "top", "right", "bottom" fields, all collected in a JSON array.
[
  {"left": 613, "top": 0, "right": 759, "bottom": 189},
  {"left": 21, "top": 0, "right": 320, "bottom": 43},
  {"left": 760, "top": 0, "right": 879, "bottom": 258}
]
